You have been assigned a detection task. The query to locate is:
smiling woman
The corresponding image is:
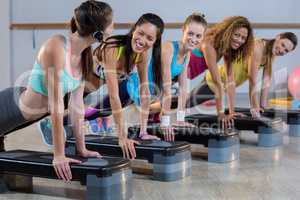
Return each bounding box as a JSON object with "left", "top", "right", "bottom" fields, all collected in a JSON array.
[
  {"left": 186, "top": 16, "right": 254, "bottom": 127},
  {"left": 143, "top": 13, "right": 208, "bottom": 141},
  {"left": 92, "top": 13, "right": 165, "bottom": 144}
]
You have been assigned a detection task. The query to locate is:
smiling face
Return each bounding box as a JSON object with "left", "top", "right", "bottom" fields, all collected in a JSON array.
[
  {"left": 272, "top": 38, "right": 294, "bottom": 56},
  {"left": 131, "top": 22, "right": 158, "bottom": 53},
  {"left": 230, "top": 27, "right": 248, "bottom": 50},
  {"left": 182, "top": 22, "right": 206, "bottom": 50}
]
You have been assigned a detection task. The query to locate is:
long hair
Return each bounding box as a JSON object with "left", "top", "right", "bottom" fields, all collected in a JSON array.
[
  {"left": 262, "top": 32, "right": 298, "bottom": 76},
  {"left": 70, "top": 0, "right": 112, "bottom": 80},
  {"left": 204, "top": 16, "right": 254, "bottom": 64},
  {"left": 95, "top": 13, "right": 164, "bottom": 89}
]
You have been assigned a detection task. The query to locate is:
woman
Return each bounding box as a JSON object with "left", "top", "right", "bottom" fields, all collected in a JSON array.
[
  {"left": 0, "top": 0, "right": 113, "bottom": 181},
  {"left": 92, "top": 13, "right": 165, "bottom": 142},
  {"left": 39, "top": 13, "right": 165, "bottom": 142},
  {"left": 186, "top": 16, "right": 254, "bottom": 127},
  {"left": 191, "top": 32, "right": 297, "bottom": 118},
  {"left": 138, "top": 13, "right": 208, "bottom": 141}
]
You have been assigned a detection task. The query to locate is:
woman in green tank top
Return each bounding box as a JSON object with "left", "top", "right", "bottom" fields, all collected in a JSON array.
[{"left": 0, "top": 1, "right": 113, "bottom": 182}]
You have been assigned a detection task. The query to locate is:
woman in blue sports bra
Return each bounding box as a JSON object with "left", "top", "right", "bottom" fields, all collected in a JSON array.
[
  {"left": 0, "top": 0, "right": 113, "bottom": 181},
  {"left": 145, "top": 13, "right": 208, "bottom": 140}
]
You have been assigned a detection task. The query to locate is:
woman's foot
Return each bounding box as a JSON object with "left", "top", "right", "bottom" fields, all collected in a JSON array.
[
  {"left": 88, "top": 117, "right": 113, "bottom": 134},
  {"left": 38, "top": 118, "right": 70, "bottom": 147}
]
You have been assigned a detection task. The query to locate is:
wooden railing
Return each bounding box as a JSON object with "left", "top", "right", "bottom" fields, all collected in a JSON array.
[{"left": 10, "top": 22, "right": 300, "bottom": 30}]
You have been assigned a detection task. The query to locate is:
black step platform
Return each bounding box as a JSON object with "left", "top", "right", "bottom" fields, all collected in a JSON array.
[
  {"left": 128, "top": 125, "right": 239, "bottom": 163},
  {"left": 232, "top": 107, "right": 300, "bottom": 137},
  {"left": 66, "top": 135, "right": 191, "bottom": 182},
  {"left": 185, "top": 113, "right": 284, "bottom": 147},
  {"left": 0, "top": 150, "right": 132, "bottom": 200}
]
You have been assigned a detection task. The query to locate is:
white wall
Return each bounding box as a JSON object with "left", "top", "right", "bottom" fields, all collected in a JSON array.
[
  {"left": 6, "top": 0, "right": 300, "bottom": 94},
  {"left": 0, "top": 0, "right": 11, "bottom": 90}
]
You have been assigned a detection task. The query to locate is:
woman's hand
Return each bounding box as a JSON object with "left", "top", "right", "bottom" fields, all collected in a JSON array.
[
  {"left": 218, "top": 113, "right": 234, "bottom": 130},
  {"left": 52, "top": 155, "right": 82, "bottom": 182},
  {"left": 161, "top": 125, "right": 174, "bottom": 141},
  {"left": 118, "top": 137, "right": 139, "bottom": 159},
  {"left": 250, "top": 107, "right": 263, "bottom": 118},
  {"left": 77, "top": 148, "right": 102, "bottom": 158},
  {"left": 139, "top": 131, "right": 161, "bottom": 140},
  {"left": 230, "top": 112, "right": 247, "bottom": 118}
]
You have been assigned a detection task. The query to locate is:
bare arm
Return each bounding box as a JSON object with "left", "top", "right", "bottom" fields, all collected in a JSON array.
[
  {"left": 41, "top": 36, "right": 81, "bottom": 181},
  {"left": 248, "top": 45, "right": 263, "bottom": 110},
  {"left": 68, "top": 83, "right": 86, "bottom": 152},
  {"left": 102, "top": 48, "right": 125, "bottom": 138},
  {"left": 102, "top": 47, "right": 138, "bottom": 158},
  {"left": 224, "top": 59, "right": 235, "bottom": 114},
  {"left": 42, "top": 37, "right": 67, "bottom": 158},
  {"left": 201, "top": 43, "right": 224, "bottom": 115},
  {"left": 160, "top": 42, "right": 173, "bottom": 116},
  {"left": 177, "top": 53, "right": 190, "bottom": 111},
  {"left": 260, "top": 66, "right": 272, "bottom": 108}
]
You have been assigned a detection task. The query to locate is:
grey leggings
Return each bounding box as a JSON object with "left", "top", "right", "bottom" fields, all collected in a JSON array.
[
  {"left": 0, "top": 87, "right": 50, "bottom": 136},
  {"left": 0, "top": 87, "right": 28, "bottom": 136}
]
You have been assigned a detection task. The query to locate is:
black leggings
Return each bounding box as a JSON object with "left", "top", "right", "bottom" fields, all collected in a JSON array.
[
  {"left": 79, "top": 79, "right": 133, "bottom": 121},
  {"left": 169, "top": 80, "right": 214, "bottom": 109},
  {"left": 186, "top": 80, "right": 215, "bottom": 108}
]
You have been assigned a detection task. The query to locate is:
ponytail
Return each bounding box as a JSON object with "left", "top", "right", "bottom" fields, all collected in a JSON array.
[{"left": 69, "top": 16, "right": 93, "bottom": 80}]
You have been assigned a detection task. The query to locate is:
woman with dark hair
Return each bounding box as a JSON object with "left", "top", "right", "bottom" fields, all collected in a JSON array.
[
  {"left": 134, "top": 13, "right": 208, "bottom": 141},
  {"left": 192, "top": 32, "right": 297, "bottom": 118},
  {"left": 0, "top": 0, "right": 113, "bottom": 181},
  {"left": 39, "top": 14, "right": 165, "bottom": 150},
  {"left": 92, "top": 13, "right": 165, "bottom": 142},
  {"left": 185, "top": 16, "right": 254, "bottom": 127}
]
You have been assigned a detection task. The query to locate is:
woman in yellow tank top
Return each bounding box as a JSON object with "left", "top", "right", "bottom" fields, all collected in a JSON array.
[
  {"left": 200, "top": 32, "right": 297, "bottom": 117},
  {"left": 186, "top": 16, "right": 254, "bottom": 127}
]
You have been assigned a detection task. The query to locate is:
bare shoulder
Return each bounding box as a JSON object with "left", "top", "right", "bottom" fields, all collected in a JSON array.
[
  {"left": 161, "top": 41, "right": 174, "bottom": 58},
  {"left": 39, "top": 34, "right": 66, "bottom": 57},
  {"left": 162, "top": 41, "right": 173, "bottom": 51},
  {"left": 37, "top": 35, "right": 66, "bottom": 70},
  {"left": 200, "top": 40, "right": 214, "bottom": 52},
  {"left": 254, "top": 39, "right": 265, "bottom": 55}
]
